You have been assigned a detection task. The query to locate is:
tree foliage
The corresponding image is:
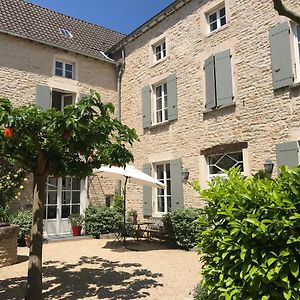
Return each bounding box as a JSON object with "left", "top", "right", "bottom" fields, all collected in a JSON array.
[
  {"left": 0, "top": 91, "right": 138, "bottom": 299},
  {"left": 273, "top": 0, "right": 300, "bottom": 24},
  {"left": 194, "top": 168, "right": 300, "bottom": 300}
]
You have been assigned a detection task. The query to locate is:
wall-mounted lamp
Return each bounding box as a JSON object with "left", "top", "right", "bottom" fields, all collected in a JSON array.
[
  {"left": 182, "top": 168, "right": 190, "bottom": 183},
  {"left": 264, "top": 159, "right": 274, "bottom": 178}
]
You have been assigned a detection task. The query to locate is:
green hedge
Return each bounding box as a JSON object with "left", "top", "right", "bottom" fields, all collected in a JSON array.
[
  {"left": 85, "top": 205, "right": 122, "bottom": 238},
  {"left": 163, "top": 208, "right": 201, "bottom": 250},
  {"left": 9, "top": 210, "right": 32, "bottom": 246},
  {"left": 194, "top": 167, "right": 300, "bottom": 300}
]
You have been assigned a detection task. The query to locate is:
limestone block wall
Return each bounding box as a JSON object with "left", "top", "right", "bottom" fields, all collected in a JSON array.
[
  {"left": 120, "top": 0, "right": 300, "bottom": 215},
  {"left": 0, "top": 224, "right": 19, "bottom": 268},
  {"left": 0, "top": 33, "right": 119, "bottom": 209}
]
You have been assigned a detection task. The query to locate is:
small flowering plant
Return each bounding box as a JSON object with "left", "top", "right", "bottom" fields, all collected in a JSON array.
[{"left": 0, "top": 158, "right": 28, "bottom": 208}]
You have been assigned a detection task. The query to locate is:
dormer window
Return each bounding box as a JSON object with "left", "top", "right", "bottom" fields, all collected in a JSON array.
[
  {"left": 55, "top": 60, "right": 75, "bottom": 79},
  {"left": 59, "top": 28, "right": 73, "bottom": 38}
]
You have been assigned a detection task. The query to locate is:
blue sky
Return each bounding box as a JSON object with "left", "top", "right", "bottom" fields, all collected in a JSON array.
[{"left": 27, "top": 0, "right": 175, "bottom": 34}]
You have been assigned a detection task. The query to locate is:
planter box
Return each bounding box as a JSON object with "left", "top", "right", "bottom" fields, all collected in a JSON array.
[{"left": 0, "top": 224, "right": 19, "bottom": 268}]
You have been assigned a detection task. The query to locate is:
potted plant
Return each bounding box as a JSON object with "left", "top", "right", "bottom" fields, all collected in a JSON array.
[
  {"left": 68, "top": 213, "right": 84, "bottom": 236},
  {"left": 128, "top": 209, "right": 138, "bottom": 224}
]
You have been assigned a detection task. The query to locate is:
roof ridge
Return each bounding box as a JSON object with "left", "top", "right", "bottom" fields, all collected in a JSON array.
[{"left": 23, "top": 0, "right": 125, "bottom": 36}]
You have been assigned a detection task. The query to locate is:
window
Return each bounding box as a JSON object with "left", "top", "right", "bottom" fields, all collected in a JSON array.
[
  {"left": 44, "top": 177, "right": 81, "bottom": 220},
  {"left": 269, "top": 22, "right": 300, "bottom": 89},
  {"left": 154, "top": 83, "right": 168, "bottom": 124},
  {"left": 142, "top": 74, "right": 177, "bottom": 128},
  {"left": 55, "top": 60, "right": 75, "bottom": 79},
  {"left": 207, "top": 151, "right": 244, "bottom": 180},
  {"left": 294, "top": 24, "right": 300, "bottom": 80},
  {"left": 59, "top": 28, "right": 73, "bottom": 39},
  {"left": 207, "top": 6, "right": 226, "bottom": 32},
  {"left": 153, "top": 40, "right": 166, "bottom": 62},
  {"left": 52, "top": 91, "right": 74, "bottom": 111},
  {"left": 155, "top": 163, "right": 171, "bottom": 213},
  {"left": 204, "top": 49, "right": 233, "bottom": 110}
]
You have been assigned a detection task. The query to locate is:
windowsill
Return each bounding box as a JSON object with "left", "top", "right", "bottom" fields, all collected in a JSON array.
[
  {"left": 54, "top": 75, "right": 75, "bottom": 81},
  {"left": 203, "top": 102, "right": 236, "bottom": 114},
  {"left": 290, "top": 80, "right": 300, "bottom": 88},
  {"left": 205, "top": 23, "right": 229, "bottom": 37},
  {"left": 151, "top": 56, "right": 168, "bottom": 68},
  {"left": 150, "top": 120, "right": 170, "bottom": 128}
]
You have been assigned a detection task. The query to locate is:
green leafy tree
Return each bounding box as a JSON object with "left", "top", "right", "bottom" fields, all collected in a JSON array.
[{"left": 0, "top": 91, "right": 137, "bottom": 300}]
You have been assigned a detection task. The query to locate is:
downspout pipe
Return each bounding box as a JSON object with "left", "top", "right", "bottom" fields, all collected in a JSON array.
[{"left": 115, "top": 48, "right": 126, "bottom": 196}]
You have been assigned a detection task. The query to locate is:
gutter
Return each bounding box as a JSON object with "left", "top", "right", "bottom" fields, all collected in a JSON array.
[
  {"left": 116, "top": 49, "right": 125, "bottom": 121},
  {"left": 0, "top": 29, "right": 118, "bottom": 65}
]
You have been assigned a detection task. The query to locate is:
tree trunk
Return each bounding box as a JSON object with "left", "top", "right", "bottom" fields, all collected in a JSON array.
[{"left": 26, "top": 157, "right": 47, "bottom": 300}]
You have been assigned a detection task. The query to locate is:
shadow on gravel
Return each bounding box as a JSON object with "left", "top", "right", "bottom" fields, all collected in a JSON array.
[{"left": 0, "top": 256, "right": 163, "bottom": 300}]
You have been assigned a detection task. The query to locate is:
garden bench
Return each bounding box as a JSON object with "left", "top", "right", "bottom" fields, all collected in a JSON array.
[{"left": 138, "top": 217, "right": 168, "bottom": 241}]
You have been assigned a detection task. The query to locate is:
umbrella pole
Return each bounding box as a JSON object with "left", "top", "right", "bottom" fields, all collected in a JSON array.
[{"left": 123, "top": 177, "right": 128, "bottom": 246}]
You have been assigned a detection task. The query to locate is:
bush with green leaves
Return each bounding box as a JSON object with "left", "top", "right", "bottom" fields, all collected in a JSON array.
[
  {"left": 163, "top": 208, "right": 201, "bottom": 249},
  {"left": 9, "top": 210, "right": 32, "bottom": 246},
  {"left": 194, "top": 167, "right": 300, "bottom": 300},
  {"left": 84, "top": 205, "right": 122, "bottom": 238}
]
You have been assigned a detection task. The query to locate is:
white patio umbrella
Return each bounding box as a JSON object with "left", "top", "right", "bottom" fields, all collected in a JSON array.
[{"left": 93, "top": 165, "right": 166, "bottom": 244}]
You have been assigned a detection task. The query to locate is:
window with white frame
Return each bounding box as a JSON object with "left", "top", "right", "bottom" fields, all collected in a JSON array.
[
  {"left": 154, "top": 82, "right": 168, "bottom": 124},
  {"left": 207, "top": 151, "right": 244, "bottom": 180},
  {"left": 52, "top": 90, "right": 75, "bottom": 111},
  {"left": 55, "top": 60, "right": 75, "bottom": 79},
  {"left": 207, "top": 5, "right": 226, "bottom": 32},
  {"left": 155, "top": 163, "right": 171, "bottom": 213},
  {"left": 294, "top": 24, "right": 300, "bottom": 80},
  {"left": 153, "top": 40, "right": 166, "bottom": 62}
]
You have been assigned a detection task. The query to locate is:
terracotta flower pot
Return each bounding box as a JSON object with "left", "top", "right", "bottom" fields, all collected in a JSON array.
[{"left": 71, "top": 225, "right": 82, "bottom": 236}]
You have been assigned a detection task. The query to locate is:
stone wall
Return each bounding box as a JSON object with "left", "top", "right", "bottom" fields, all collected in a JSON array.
[
  {"left": 120, "top": 0, "right": 300, "bottom": 216},
  {"left": 0, "top": 224, "right": 19, "bottom": 268}
]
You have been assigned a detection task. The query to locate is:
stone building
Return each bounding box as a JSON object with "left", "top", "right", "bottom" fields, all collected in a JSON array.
[
  {"left": 108, "top": 0, "right": 300, "bottom": 218},
  {"left": 1, "top": 0, "right": 300, "bottom": 235}
]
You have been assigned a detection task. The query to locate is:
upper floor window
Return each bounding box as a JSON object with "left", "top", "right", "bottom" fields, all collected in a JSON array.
[
  {"left": 294, "top": 24, "right": 300, "bottom": 80},
  {"left": 141, "top": 74, "right": 177, "bottom": 128},
  {"left": 55, "top": 60, "right": 75, "bottom": 79},
  {"left": 208, "top": 6, "right": 226, "bottom": 32},
  {"left": 153, "top": 40, "right": 166, "bottom": 62},
  {"left": 154, "top": 82, "right": 168, "bottom": 124},
  {"left": 204, "top": 49, "right": 234, "bottom": 110},
  {"left": 269, "top": 22, "right": 300, "bottom": 89},
  {"left": 207, "top": 151, "right": 244, "bottom": 181},
  {"left": 52, "top": 90, "right": 75, "bottom": 111}
]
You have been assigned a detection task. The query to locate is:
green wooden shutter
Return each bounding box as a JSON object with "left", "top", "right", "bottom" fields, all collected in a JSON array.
[
  {"left": 167, "top": 73, "right": 177, "bottom": 121},
  {"left": 170, "top": 159, "right": 184, "bottom": 210},
  {"left": 204, "top": 55, "right": 216, "bottom": 109},
  {"left": 35, "top": 85, "right": 51, "bottom": 110},
  {"left": 215, "top": 49, "right": 233, "bottom": 107},
  {"left": 269, "top": 22, "right": 294, "bottom": 89},
  {"left": 141, "top": 86, "right": 151, "bottom": 128},
  {"left": 275, "top": 141, "right": 299, "bottom": 169},
  {"left": 143, "top": 164, "right": 152, "bottom": 216}
]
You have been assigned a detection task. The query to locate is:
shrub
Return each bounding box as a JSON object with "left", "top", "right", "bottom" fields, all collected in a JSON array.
[
  {"left": 68, "top": 213, "right": 84, "bottom": 226},
  {"left": 85, "top": 205, "right": 122, "bottom": 238},
  {"left": 9, "top": 210, "right": 32, "bottom": 246},
  {"left": 163, "top": 208, "right": 201, "bottom": 249},
  {"left": 194, "top": 167, "right": 300, "bottom": 300},
  {"left": 0, "top": 205, "right": 9, "bottom": 222}
]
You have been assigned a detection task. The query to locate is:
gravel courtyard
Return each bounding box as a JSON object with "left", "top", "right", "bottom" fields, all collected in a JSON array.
[{"left": 0, "top": 238, "right": 201, "bottom": 300}]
